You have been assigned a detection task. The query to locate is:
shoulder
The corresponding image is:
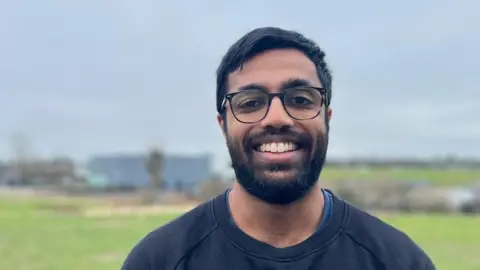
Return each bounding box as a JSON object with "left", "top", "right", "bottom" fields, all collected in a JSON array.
[
  {"left": 121, "top": 198, "right": 219, "bottom": 270},
  {"left": 343, "top": 201, "right": 435, "bottom": 269}
]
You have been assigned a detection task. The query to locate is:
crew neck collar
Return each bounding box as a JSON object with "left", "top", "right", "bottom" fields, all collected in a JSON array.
[{"left": 213, "top": 189, "right": 348, "bottom": 260}]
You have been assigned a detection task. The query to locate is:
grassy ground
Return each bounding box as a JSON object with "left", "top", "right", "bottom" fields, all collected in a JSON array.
[
  {"left": 1, "top": 197, "right": 479, "bottom": 270},
  {"left": 380, "top": 214, "right": 480, "bottom": 270},
  {"left": 321, "top": 167, "right": 480, "bottom": 186}
]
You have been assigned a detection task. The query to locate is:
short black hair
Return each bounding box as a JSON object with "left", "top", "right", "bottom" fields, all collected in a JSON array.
[{"left": 216, "top": 27, "right": 333, "bottom": 114}]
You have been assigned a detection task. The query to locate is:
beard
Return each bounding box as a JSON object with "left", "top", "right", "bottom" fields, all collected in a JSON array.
[{"left": 227, "top": 127, "right": 328, "bottom": 205}]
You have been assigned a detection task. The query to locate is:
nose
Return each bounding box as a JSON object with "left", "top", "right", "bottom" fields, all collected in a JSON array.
[{"left": 259, "top": 97, "right": 294, "bottom": 129}]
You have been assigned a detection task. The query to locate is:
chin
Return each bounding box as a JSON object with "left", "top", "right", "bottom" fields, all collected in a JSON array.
[
  {"left": 236, "top": 168, "right": 316, "bottom": 205},
  {"left": 258, "top": 169, "right": 299, "bottom": 183}
]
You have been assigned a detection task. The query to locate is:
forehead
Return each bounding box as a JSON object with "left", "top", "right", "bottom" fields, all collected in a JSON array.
[{"left": 228, "top": 49, "right": 321, "bottom": 92}]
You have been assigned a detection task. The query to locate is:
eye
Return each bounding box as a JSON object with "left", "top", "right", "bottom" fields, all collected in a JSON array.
[
  {"left": 238, "top": 98, "right": 266, "bottom": 108},
  {"left": 291, "top": 95, "right": 314, "bottom": 105},
  {"left": 231, "top": 91, "right": 268, "bottom": 113},
  {"left": 285, "top": 87, "right": 322, "bottom": 109}
]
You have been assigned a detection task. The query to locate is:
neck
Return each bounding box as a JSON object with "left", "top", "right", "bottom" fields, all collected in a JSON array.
[{"left": 228, "top": 181, "right": 325, "bottom": 248}]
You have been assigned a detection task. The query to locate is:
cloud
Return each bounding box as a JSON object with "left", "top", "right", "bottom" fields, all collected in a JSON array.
[{"left": 0, "top": 0, "right": 478, "bottom": 166}]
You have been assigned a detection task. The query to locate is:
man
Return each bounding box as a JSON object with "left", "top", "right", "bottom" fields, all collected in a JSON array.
[{"left": 122, "top": 27, "right": 436, "bottom": 269}]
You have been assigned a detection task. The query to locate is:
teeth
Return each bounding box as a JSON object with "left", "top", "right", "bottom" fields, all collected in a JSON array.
[{"left": 257, "top": 142, "right": 298, "bottom": 153}]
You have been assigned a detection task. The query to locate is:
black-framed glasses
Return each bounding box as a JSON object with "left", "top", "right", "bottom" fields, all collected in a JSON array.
[{"left": 221, "top": 86, "right": 327, "bottom": 124}]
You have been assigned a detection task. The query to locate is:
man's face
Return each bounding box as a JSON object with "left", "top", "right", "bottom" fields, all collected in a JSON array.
[{"left": 217, "top": 49, "right": 332, "bottom": 205}]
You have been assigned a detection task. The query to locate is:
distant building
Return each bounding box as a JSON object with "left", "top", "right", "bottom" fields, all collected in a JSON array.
[
  {"left": 0, "top": 163, "right": 12, "bottom": 185},
  {"left": 85, "top": 153, "right": 213, "bottom": 193},
  {"left": 0, "top": 158, "right": 78, "bottom": 186}
]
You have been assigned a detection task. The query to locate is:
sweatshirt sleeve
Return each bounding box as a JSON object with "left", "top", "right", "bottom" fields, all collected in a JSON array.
[
  {"left": 121, "top": 244, "right": 152, "bottom": 270},
  {"left": 424, "top": 257, "right": 436, "bottom": 270}
]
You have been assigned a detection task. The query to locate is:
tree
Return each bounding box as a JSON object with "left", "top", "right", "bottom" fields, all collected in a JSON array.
[
  {"left": 9, "top": 132, "right": 36, "bottom": 185},
  {"left": 145, "top": 147, "right": 164, "bottom": 190}
]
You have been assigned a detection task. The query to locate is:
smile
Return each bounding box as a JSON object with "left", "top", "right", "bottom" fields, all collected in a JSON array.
[{"left": 255, "top": 142, "right": 300, "bottom": 153}]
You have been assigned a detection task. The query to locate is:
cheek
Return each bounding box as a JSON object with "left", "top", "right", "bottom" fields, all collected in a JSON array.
[
  {"left": 228, "top": 124, "right": 259, "bottom": 153},
  {"left": 223, "top": 111, "right": 236, "bottom": 132},
  {"left": 305, "top": 117, "right": 327, "bottom": 134},
  {"left": 301, "top": 120, "right": 327, "bottom": 149},
  {"left": 225, "top": 116, "right": 248, "bottom": 142},
  {"left": 229, "top": 127, "right": 250, "bottom": 145},
  {"left": 317, "top": 111, "right": 329, "bottom": 133}
]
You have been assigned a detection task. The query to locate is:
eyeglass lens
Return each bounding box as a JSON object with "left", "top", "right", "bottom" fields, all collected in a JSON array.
[{"left": 230, "top": 87, "right": 323, "bottom": 123}]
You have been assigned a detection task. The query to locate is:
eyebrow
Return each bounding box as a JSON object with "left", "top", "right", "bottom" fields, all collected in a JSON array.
[
  {"left": 279, "top": 78, "right": 313, "bottom": 91},
  {"left": 238, "top": 83, "right": 268, "bottom": 92},
  {"left": 237, "top": 78, "right": 314, "bottom": 93}
]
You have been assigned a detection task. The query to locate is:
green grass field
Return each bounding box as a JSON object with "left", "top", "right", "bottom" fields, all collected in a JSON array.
[
  {"left": 321, "top": 167, "right": 480, "bottom": 186},
  {"left": 1, "top": 197, "right": 479, "bottom": 270}
]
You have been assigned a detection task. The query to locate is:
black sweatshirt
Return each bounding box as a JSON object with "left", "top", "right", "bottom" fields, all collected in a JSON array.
[{"left": 122, "top": 190, "right": 436, "bottom": 270}]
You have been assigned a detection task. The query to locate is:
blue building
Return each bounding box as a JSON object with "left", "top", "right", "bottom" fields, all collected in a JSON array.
[{"left": 86, "top": 153, "right": 213, "bottom": 192}]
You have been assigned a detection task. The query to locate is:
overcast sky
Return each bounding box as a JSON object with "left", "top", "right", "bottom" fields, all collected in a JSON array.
[{"left": 0, "top": 0, "right": 478, "bottom": 171}]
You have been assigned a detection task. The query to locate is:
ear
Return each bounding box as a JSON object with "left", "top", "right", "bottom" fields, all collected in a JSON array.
[
  {"left": 217, "top": 114, "right": 227, "bottom": 140},
  {"left": 327, "top": 107, "right": 332, "bottom": 121}
]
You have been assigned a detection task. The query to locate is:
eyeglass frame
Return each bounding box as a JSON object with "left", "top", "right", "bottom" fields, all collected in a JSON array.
[{"left": 220, "top": 86, "right": 329, "bottom": 124}]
